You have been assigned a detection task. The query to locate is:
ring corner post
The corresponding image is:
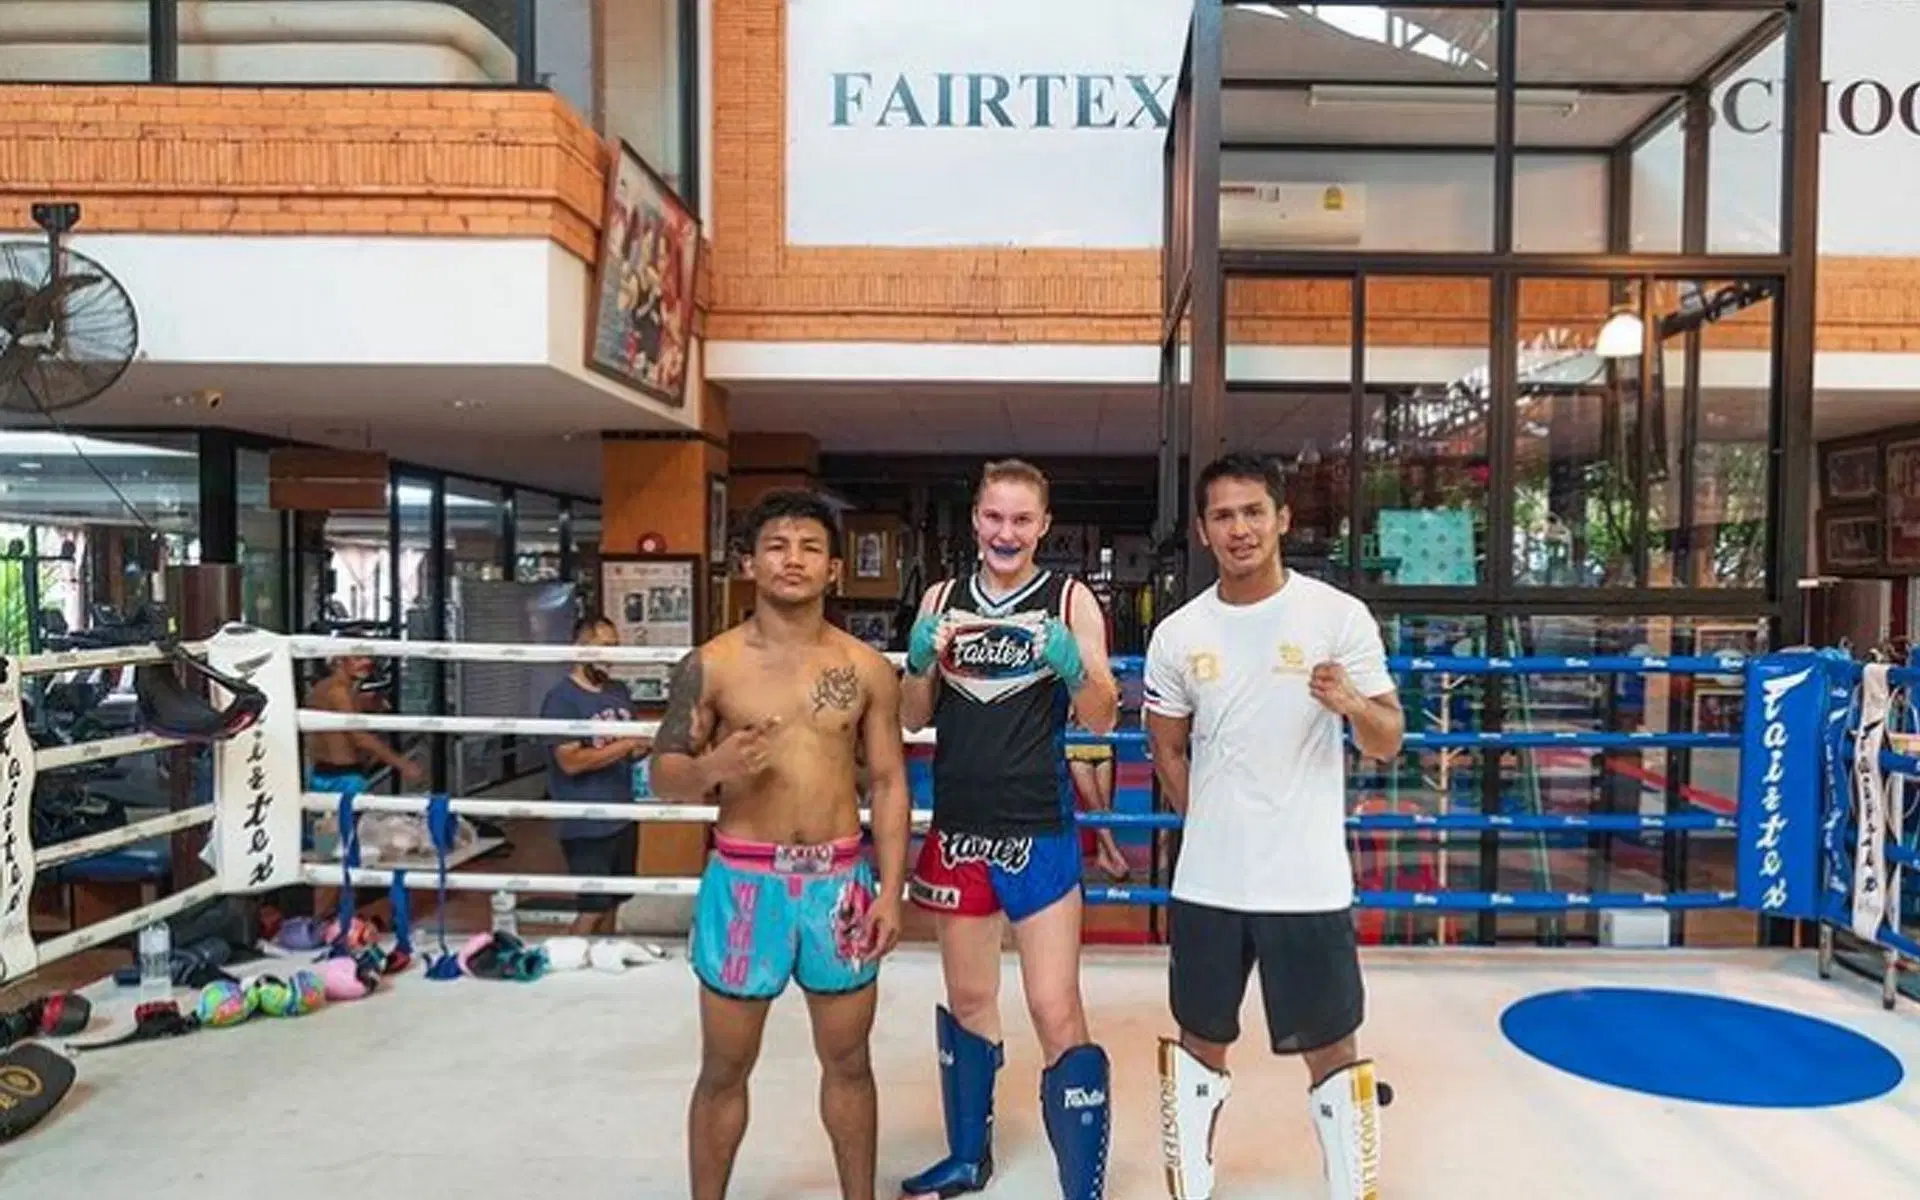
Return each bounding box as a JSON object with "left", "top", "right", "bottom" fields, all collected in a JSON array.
[
  {"left": 1735, "top": 651, "right": 1831, "bottom": 933},
  {"left": 206, "top": 627, "right": 306, "bottom": 896},
  {"left": 0, "top": 652, "right": 41, "bottom": 985}
]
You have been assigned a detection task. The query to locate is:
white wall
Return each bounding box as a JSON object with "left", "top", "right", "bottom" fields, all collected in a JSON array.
[{"left": 72, "top": 234, "right": 553, "bottom": 367}]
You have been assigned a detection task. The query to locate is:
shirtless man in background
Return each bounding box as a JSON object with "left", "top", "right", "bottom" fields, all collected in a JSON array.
[
  {"left": 305, "top": 654, "right": 423, "bottom": 795},
  {"left": 650, "top": 488, "right": 912, "bottom": 1200}
]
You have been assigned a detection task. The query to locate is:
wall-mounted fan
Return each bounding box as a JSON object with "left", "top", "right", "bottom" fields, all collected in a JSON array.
[{"left": 0, "top": 203, "right": 139, "bottom": 418}]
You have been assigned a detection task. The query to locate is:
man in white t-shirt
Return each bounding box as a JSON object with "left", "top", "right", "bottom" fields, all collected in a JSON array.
[{"left": 1143, "top": 452, "right": 1405, "bottom": 1200}]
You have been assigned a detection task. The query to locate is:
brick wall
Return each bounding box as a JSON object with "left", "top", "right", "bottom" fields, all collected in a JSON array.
[
  {"left": 0, "top": 85, "right": 608, "bottom": 261},
  {"left": 709, "top": 0, "right": 1920, "bottom": 354}
]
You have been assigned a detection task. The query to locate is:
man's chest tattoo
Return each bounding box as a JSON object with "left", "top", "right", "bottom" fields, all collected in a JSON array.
[{"left": 810, "top": 665, "right": 860, "bottom": 714}]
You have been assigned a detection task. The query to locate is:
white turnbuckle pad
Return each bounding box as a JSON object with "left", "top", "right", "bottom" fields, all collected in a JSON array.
[
  {"left": 1310, "top": 1059, "right": 1384, "bottom": 1200},
  {"left": 1158, "top": 1038, "right": 1230, "bottom": 1199}
]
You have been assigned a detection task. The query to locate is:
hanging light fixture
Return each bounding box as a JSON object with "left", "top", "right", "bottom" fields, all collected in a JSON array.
[{"left": 1594, "top": 306, "right": 1644, "bottom": 359}]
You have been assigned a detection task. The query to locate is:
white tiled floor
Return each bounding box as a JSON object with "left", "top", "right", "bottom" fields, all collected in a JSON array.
[{"left": 10, "top": 945, "right": 1920, "bottom": 1198}]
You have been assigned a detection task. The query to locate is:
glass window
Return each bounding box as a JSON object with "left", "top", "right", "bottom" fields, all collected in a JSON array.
[
  {"left": 0, "top": 9, "right": 150, "bottom": 82},
  {"left": 1226, "top": 276, "right": 1351, "bottom": 389},
  {"left": 236, "top": 448, "right": 287, "bottom": 631},
  {"left": 1652, "top": 279, "right": 1774, "bottom": 591},
  {"left": 0, "top": 430, "right": 200, "bottom": 637},
  {"left": 1706, "top": 25, "right": 1783, "bottom": 255},
  {"left": 442, "top": 480, "right": 508, "bottom": 791},
  {"left": 180, "top": 1, "right": 521, "bottom": 86},
  {"left": 535, "top": 0, "right": 596, "bottom": 119},
  {"left": 1225, "top": 276, "right": 1353, "bottom": 585},
  {"left": 572, "top": 501, "right": 602, "bottom": 620},
  {"left": 1233, "top": 388, "right": 1352, "bottom": 588},
  {"left": 446, "top": 480, "right": 507, "bottom": 587},
  {"left": 515, "top": 491, "right": 565, "bottom": 583},
  {"left": 1512, "top": 277, "right": 1646, "bottom": 588},
  {"left": 1362, "top": 277, "right": 1491, "bottom": 588},
  {"left": 1630, "top": 116, "right": 1685, "bottom": 254},
  {"left": 1356, "top": 612, "right": 1490, "bottom": 947},
  {"left": 1491, "top": 612, "right": 1765, "bottom": 946},
  {"left": 601, "top": 0, "right": 690, "bottom": 198},
  {"left": 1513, "top": 155, "right": 1608, "bottom": 255},
  {"left": 321, "top": 506, "right": 392, "bottom": 626},
  {"left": 1220, "top": 5, "right": 1501, "bottom": 253},
  {"left": 395, "top": 473, "right": 441, "bottom": 791}
]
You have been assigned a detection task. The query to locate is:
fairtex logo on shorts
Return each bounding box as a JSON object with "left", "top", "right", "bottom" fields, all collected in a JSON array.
[
  {"left": 939, "top": 833, "right": 1032, "bottom": 874},
  {"left": 1064, "top": 1086, "right": 1106, "bottom": 1109}
]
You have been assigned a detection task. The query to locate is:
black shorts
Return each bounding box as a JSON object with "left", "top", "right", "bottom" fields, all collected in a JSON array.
[
  {"left": 1167, "top": 898, "right": 1364, "bottom": 1054},
  {"left": 561, "top": 825, "right": 638, "bottom": 913}
]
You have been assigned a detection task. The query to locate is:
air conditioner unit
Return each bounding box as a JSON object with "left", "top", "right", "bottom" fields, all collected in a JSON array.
[{"left": 1219, "top": 182, "right": 1365, "bottom": 249}]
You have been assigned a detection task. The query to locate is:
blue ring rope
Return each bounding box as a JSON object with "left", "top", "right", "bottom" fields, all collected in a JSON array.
[
  {"left": 1083, "top": 887, "right": 1738, "bottom": 910},
  {"left": 1095, "top": 653, "right": 1749, "bottom": 676},
  {"left": 1073, "top": 811, "right": 1732, "bottom": 833},
  {"left": 1062, "top": 728, "right": 1737, "bottom": 749}
]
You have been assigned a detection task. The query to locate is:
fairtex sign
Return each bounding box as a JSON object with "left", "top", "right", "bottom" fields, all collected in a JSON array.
[
  {"left": 1737, "top": 652, "right": 1828, "bottom": 919},
  {"left": 786, "top": 0, "right": 1194, "bottom": 247},
  {"left": 829, "top": 72, "right": 1173, "bottom": 131},
  {"left": 788, "top": 0, "right": 1920, "bottom": 253}
]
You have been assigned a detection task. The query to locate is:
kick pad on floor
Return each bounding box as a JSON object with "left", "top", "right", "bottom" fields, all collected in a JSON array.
[
  {"left": 1500, "top": 987, "right": 1903, "bottom": 1108},
  {"left": 0, "top": 1043, "right": 78, "bottom": 1142}
]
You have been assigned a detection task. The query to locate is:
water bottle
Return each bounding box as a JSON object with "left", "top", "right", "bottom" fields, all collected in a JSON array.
[
  {"left": 137, "top": 921, "right": 172, "bottom": 1002},
  {"left": 491, "top": 890, "right": 518, "bottom": 939}
]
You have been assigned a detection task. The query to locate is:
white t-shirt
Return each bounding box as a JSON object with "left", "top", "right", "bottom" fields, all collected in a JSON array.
[{"left": 1143, "top": 572, "right": 1393, "bottom": 913}]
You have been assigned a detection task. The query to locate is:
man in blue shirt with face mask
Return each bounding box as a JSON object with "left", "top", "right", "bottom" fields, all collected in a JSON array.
[{"left": 542, "top": 615, "right": 651, "bottom": 936}]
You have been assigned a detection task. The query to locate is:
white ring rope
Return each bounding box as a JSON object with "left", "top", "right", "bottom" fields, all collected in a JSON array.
[
  {"left": 33, "top": 807, "right": 215, "bottom": 870},
  {"left": 32, "top": 879, "right": 225, "bottom": 965},
  {"left": 1, "top": 629, "right": 960, "bottom": 986},
  {"left": 18, "top": 642, "right": 207, "bottom": 675},
  {"left": 35, "top": 730, "right": 190, "bottom": 772},
  {"left": 295, "top": 709, "right": 942, "bottom": 745},
  {"left": 300, "top": 711, "right": 660, "bottom": 739},
  {"left": 286, "top": 635, "right": 913, "bottom": 669},
  {"left": 305, "top": 865, "right": 701, "bottom": 898},
  {"left": 301, "top": 791, "right": 938, "bottom": 829}
]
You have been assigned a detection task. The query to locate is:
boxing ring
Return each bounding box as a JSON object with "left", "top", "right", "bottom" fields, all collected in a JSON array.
[{"left": 4, "top": 628, "right": 1920, "bottom": 1197}]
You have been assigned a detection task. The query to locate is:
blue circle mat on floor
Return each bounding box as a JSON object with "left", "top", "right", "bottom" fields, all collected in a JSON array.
[{"left": 1500, "top": 987, "right": 1904, "bottom": 1108}]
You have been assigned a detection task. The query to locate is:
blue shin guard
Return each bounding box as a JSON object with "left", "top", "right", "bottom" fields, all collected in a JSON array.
[
  {"left": 901, "top": 1006, "right": 1002, "bottom": 1198},
  {"left": 1041, "top": 1043, "right": 1111, "bottom": 1200}
]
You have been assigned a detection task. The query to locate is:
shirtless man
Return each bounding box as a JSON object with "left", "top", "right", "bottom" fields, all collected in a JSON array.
[
  {"left": 650, "top": 488, "right": 912, "bottom": 1200},
  {"left": 305, "top": 655, "right": 423, "bottom": 795}
]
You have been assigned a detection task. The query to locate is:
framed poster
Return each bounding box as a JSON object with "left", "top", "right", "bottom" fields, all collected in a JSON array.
[
  {"left": 708, "top": 474, "right": 730, "bottom": 566},
  {"left": 1817, "top": 505, "right": 1882, "bottom": 575},
  {"left": 1820, "top": 441, "right": 1881, "bottom": 506},
  {"left": 601, "top": 553, "right": 702, "bottom": 649},
  {"left": 841, "top": 514, "right": 900, "bottom": 599},
  {"left": 1885, "top": 437, "right": 1920, "bottom": 570},
  {"left": 708, "top": 568, "right": 731, "bottom": 635},
  {"left": 586, "top": 140, "right": 703, "bottom": 406},
  {"left": 1692, "top": 686, "right": 1744, "bottom": 735},
  {"left": 846, "top": 610, "right": 894, "bottom": 650}
]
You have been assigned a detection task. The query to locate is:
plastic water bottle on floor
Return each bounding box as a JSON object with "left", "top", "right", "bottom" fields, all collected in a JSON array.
[
  {"left": 491, "top": 890, "right": 518, "bottom": 939},
  {"left": 138, "top": 921, "right": 172, "bottom": 1002}
]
